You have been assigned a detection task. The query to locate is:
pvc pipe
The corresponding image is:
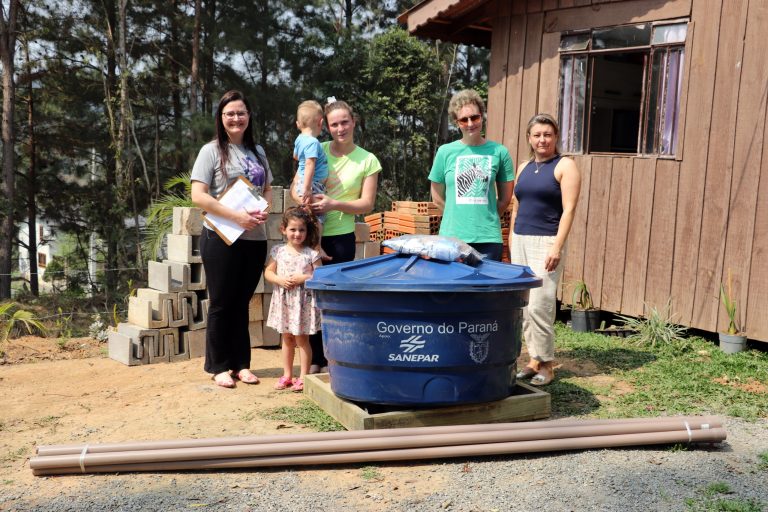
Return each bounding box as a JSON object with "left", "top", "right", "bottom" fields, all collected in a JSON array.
[
  {"left": 30, "top": 419, "right": 722, "bottom": 471},
  {"left": 31, "top": 427, "right": 726, "bottom": 476},
  {"left": 35, "top": 415, "right": 722, "bottom": 456}
]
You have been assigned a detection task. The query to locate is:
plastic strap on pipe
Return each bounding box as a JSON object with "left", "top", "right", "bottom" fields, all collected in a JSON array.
[
  {"left": 684, "top": 421, "right": 692, "bottom": 443},
  {"left": 79, "top": 445, "right": 89, "bottom": 473},
  {"left": 701, "top": 423, "right": 711, "bottom": 429}
]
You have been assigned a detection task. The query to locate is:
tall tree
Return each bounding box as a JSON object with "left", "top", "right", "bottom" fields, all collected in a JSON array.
[{"left": 0, "top": 0, "right": 19, "bottom": 299}]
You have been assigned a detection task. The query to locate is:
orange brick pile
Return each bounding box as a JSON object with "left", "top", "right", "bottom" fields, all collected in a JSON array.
[{"left": 365, "top": 201, "right": 514, "bottom": 262}]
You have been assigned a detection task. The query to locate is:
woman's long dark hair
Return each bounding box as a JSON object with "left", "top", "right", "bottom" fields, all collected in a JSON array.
[{"left": 214, "top": 90, "right": 267, "bottom": 178}]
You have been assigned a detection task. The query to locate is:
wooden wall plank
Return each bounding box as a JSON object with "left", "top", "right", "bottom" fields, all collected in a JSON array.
[
  {"left": 501, "top": 15, "right": 527, "bottom": 157},
  {"left": 670, "top": 2, "right": 720, "bottom": 326},
  {"left": 644, "top": 159, "right": 680, "bottom": 311},
  {"left": 599, "top": 157, "right": 632, "bottom": 312},
  {"left": 527, "top": 0, "right": 543, "bottom": 13},
  {"left": 542, "top": 0, "right": 559, "bottom": 11},
  {"left": 621, "top": 158, "right": 656, "bottom": 317},
  {"left": 723, "top": 0, "right": 768, "bottom": 338},
  {"left": 691, "top": 0, "right": 748, "bottom": 332},
  {"left": 517, "top": 13, "right": 544, "bottom": 164},
  {"left": 581, "top": 156, "right": 612, "bottom": 309},
  {"left": 537, "top": 32, "right": 560, "bottom": 117},
  {"left": 558, "top": 0, "right": 576, "bottom": 8},
  {"left": 544, "top": 0, "right": 692, "bottom": 33},
  {"left": 562, "top": 155, "right": 591, "bottom": 302},
  {"left": 746, "top": 117, "right": 768, "bottom": 341},
  {"left": 486, "top": 10, "right": 512, "bottom": 142}
]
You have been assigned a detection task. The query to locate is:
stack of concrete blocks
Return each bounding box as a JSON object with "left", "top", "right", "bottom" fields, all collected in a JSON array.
[{"left": 108, "top": 207, "right": 209, "bottom": 365}]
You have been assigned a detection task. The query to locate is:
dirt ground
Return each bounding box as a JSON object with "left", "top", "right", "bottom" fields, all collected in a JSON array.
[{"left": 0, "top": 336, "right": 459, "bottom": 508}]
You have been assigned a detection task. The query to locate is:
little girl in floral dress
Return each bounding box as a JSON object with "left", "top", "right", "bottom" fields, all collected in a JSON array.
[{"left": 264, "top": 207, "right": 322, "bottom": 392}]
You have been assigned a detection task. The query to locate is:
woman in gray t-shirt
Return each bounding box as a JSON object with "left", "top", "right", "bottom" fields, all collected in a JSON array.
[{"left": 191, "top": 90, "right": 273, "bottom": 388}]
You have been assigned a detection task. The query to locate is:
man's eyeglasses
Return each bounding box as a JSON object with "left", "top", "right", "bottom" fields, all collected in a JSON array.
[
  {"left": 457, "top": 114, "right": 482, "bottom": 126},
  {"left": 222, "top": 111, "right": 249, "bottom": 119}
]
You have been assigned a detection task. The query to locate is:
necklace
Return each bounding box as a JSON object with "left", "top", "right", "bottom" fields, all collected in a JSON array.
[{"left": 534, "top": 161, "right": 543, "bottom": 174}]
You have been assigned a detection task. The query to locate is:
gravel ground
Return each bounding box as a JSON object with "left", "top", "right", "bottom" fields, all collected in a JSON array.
[{"left": 3, "top": 417, "right": 767, "bottom": 511}]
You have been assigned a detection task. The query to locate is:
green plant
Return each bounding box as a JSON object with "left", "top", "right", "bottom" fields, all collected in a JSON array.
[
  {"left": 758, "top": 451, "right": 768, "bottom": 470},
  {"left": 143, "top": 172, "right": 195, "bottom": 260},
  {"left": 720, "top": 269, "right": 743, "bottom": 335},
  {"left": 360, "top": 466, "right": 383, "bottom": 481},
  {"left": 0, "top": 302, "right": 47, "bottom": 349},
  {"left": 617, "top": 299, "right": 687, "bottom": 347},
  {"left": 571, "top": 280, "right": 593, "bottom": 310}
]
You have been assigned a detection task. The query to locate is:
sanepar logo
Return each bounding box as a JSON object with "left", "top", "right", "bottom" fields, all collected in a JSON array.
[
  {"left": 399, "top": 335, "right": 426, "bottom": 353},
  {"left": 389, "top": 335, "right": 439, "bottom": 362}
]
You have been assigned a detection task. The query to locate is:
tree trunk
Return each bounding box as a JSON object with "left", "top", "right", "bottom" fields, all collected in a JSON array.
[
  {"left": 25, "top": 42, "right": 39, "bottom": 296},
  {"left": 0, "top": 0, "right": 19, "bottom": 299},
  {"left": 102, "top": 0, "right": 119, "bottom": 298},
  {"left": 190, "top": 0, "right": 200, "bottom": 116},
  {"left": 170, "top": 0, "right": 183, "bottom": 173}
]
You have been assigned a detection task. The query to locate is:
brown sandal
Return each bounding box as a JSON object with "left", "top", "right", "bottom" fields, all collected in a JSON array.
[{"left": 530, "top": 362, "right": 554, "bottom": 386}]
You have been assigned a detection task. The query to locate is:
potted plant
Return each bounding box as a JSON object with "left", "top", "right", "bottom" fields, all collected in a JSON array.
[
  {"left": 719, "top": 270, "right": 747, "bottom": 354},
  {"left": 570, "top": 280, "right": 600, "bottom": 332}
]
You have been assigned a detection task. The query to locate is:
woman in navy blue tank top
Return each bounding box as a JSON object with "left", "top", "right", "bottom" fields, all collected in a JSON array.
[{"left": 509, "top": 114, "right": 581, "bottom": 386}]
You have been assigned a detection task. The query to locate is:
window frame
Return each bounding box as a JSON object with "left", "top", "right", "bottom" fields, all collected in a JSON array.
[{"left": 558, "top": 19, "right": 689, "bottom": 158}]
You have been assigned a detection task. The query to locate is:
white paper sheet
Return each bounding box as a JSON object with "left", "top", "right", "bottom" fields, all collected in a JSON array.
[{"left": 203, "top": 177, "right": 269, "bottom": 245}]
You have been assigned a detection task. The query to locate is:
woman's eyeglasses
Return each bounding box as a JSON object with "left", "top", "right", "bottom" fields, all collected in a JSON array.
[
  {"left": 457, "top": 114, "right": 482, "bottom": 126},
  {"left": 222, "top": 111, "right": 249, "bottom": 119}
]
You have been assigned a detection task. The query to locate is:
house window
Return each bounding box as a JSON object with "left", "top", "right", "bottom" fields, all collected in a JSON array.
[
  {"left": 558, "top": 21, "right": 687, "bottom": 156},
  {"left": 38, "top": 253, "right": 47, "bottom": 268}
]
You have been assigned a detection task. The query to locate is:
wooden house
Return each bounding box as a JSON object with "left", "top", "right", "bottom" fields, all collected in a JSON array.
[{"left": 400, "top": 0, "right": 768, "bottom": 343}]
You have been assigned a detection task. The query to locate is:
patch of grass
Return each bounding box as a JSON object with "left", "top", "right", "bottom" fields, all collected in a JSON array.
[
  {"left": 2, "top": 447, "right": 27, "bottom": 462},
  {"left": 360, "top": 466, "right": 383, "bottom": 481},
  {"left": 551, "top": 323, "right": 768, "bottom": 419},
  {"left": 261, "top": 399, "right": 344, "bottom": 432},
  {"left": 757, "top": 451, "right": 768, "bottom": 470},
  {"left": 684, "top": 482, "right": 764, "bottom": 512},
  {"left": 34, "top": 415, "right": 61, "bottom": 429}
]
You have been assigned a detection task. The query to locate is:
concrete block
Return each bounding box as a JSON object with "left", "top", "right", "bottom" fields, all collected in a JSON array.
[
  {"left": 167, "top": 234, "right": 202, "bottom": 263},
  {"left": 270, "top": 186, "right": 284, "bottom": 214},
  {"left": 136, "top": 288, "right": 180, "bottom": 317},
  {"left": 166, "top": 296, "right": 189, "bottom": 328},
  {"left": 172, "top": 207, "right": 204, "bottom": 236},
  {"left": 255, "top": 273, "right": 265, "bottom": 294},
  {"left": 354, "top": 222, "right": 371, "bottom": 243},
  {"left": 363, "top": 241, "right": 381, "bottom": 258},
  {"left": 184, "top": 329, "right": 207, "bottom": 359},
  {"left": 263, "top": 324, "right": 281, "bottom": 346},
  {"left": 266, "top": 213, "right": 283, "bottom": 240},
  {"left": 178, "top": 291, "right": 198, "bottom": 318},
  {"left": 188, "top": 299, "right": 209, "bottom": 330},
  {"left": 161, "top": 259, "right": 206, "bottom": 291},
  {"left": 249, "top": 294, "right": 263, "bottom": 322},
  {"left": 108, "top": 330, "right": 145, "bottom": 366},
  {"left": 127, "top": 296, "right": 168, "bottom": 329},
  {"left": 169, "top": 327, "right": 191, "bottom": 361},
  {"left": 248, "top": 320, "right": 263, "bottom": 347},
  {"left": 355, "top": 242, "right": 364, "bottom": 261},
  {"left": 150, "top": 327, "right": 178, "bottom": 363},
  {"left": 116, "top": 323, "right": 159, "bottom": 365},
  {"left": 148, "top": 261, "right": 183, "bottom": 293},
  {"left": 284, "top": 189, "right": 300, "bottom": 209},
  {"left": 262, "top": 292, "right": 272, "bottom": 321}
]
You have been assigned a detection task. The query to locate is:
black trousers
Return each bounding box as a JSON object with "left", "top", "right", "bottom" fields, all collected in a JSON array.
[
  {"left": 310, "top": 232, "right": 356, "bottom": 367},
  {"left": 200, "top": 229, "right": 267, "bottom": 374},
  {"left": 469, "top": 242, "right": 503, "bottom": 262}
]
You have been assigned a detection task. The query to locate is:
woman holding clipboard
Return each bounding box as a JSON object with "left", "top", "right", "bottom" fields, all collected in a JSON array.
[{"left": 191, "top": 90, "right": 273, "bottom": 388}]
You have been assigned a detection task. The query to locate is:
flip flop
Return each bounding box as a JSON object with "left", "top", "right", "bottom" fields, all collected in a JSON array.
[
  {"left": 530, "top": 370, "right": 553, "bottom": 386},
  {"left": 213, "top": 372, "right": 235, "bottom": 388},
  {"left": 236, "top": 369, "right": 260, "bottom": 385},
  {"left": 516, "top": 366, "right": 538, "bottom": 379}
]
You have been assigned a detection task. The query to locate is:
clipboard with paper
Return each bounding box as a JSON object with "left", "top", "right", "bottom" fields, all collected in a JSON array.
[{"left": 203, "top": 176, "right": 270, "bottom": 245}]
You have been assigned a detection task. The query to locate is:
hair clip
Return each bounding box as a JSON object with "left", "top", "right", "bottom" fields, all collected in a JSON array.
[{"left": 326, "top": 96, "right": 337, "bottom": 105}]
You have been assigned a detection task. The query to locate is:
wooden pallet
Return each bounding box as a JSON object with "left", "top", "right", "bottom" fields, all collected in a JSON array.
[{"left": 304, "top": 374, "right": 550, "bottom": 430}]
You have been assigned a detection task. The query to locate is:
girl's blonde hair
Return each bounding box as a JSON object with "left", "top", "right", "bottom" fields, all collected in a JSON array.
[
  {"left": 525, "top": 113, "right": 561, "bottom": 159},
  {"left": 447, "top": 89, "right": 485, "bottom": 122},
  {"left": 324, "top": 99, "right": 358, "bottom": 122},
  {"left": 297, "top": 100, "right": 323, "bottom": 129},
  {"left": 281, "top": 206, "right": 320, "bottom": 249}
]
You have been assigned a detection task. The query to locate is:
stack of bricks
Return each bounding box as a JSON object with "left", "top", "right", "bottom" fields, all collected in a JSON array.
[
  {"left": 501, "top": 203, "right": 513, "bottom": 263},
  {"left": 108, "top": 207, "right": 210, "bottom": 366},
  {"left": 109, "top": 187, "right": 383, "bottom": 366},
  {"left": 361, "top": 201, "right": 442, "bottom": 255}
]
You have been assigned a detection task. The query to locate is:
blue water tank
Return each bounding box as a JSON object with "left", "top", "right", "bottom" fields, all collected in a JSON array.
[{"left": 307, "top": 253, "right": 542, "bottom": 406}]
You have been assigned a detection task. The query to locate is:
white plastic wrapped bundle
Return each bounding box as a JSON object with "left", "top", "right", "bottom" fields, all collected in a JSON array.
[{"left": 382, "top": 235, "right": 484, "bottom": 265}]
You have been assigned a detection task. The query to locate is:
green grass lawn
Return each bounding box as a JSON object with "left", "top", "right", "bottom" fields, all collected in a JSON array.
[{"left": 550, "top": 322, "right": 768, "bottom": 420}]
